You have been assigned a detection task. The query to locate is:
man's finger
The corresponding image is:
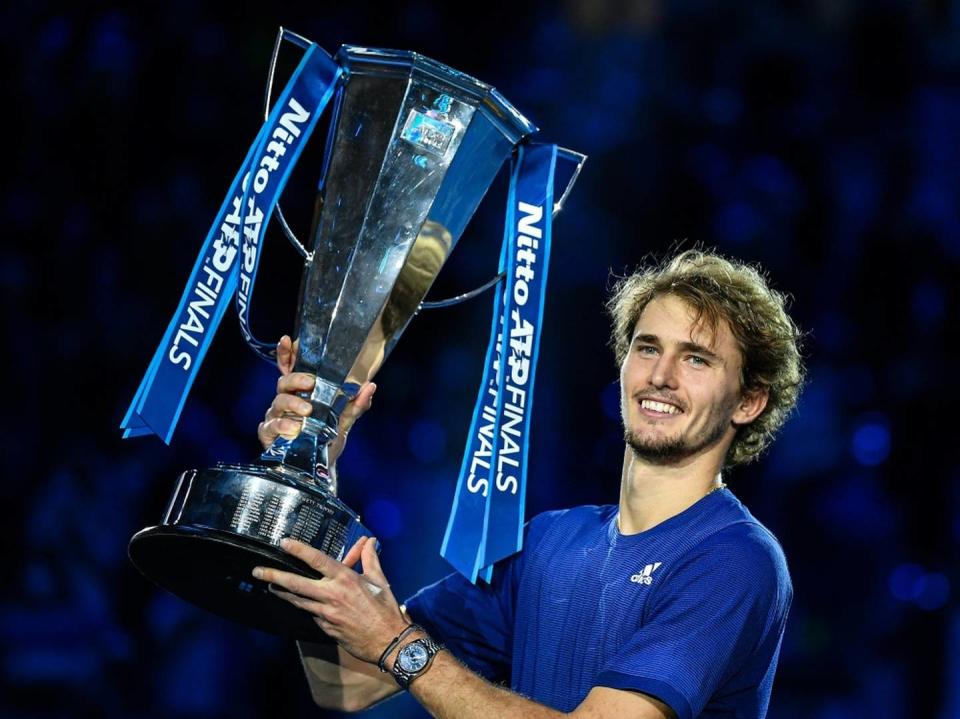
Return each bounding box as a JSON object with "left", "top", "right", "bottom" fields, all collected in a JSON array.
[
  {"left": 276, "top": 336, "right": 301, "bottom": 375},
  {"left": 265, "top": 393, "right": 314, "bottom": 421},
  {"left": 277, "top": 372, "right": 316, "bottom": 395},
  {"left": 336, "top": 382, "right": 377, "bottom": 440},
  {"left": 354, "top": 382, "right": 377, "bottom": 412},
  {"left": 252, "top": 566, "right": 327, "bottom": 600},
  {"left": 360, "top": 537, "right": 389, "bottom": 587},
  {"left": 280, "top": 537, "right": 346, "bottom": 578},
  {"left": 277, "top": 335, "right": 294, "bottom": 375},
  {"left": 342, "top": 536, "right": 369, "bottom": 569},
  {"left": 268, "top": 584, "right": 326, "bottom": 614},
  {"left": 258, "top": 417, "right": 302, "bottom": 446}
]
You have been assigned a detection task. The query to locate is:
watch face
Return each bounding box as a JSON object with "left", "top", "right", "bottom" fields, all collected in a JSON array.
[{"left": 398, "top": 642, "right": 429, "bottom": 673}]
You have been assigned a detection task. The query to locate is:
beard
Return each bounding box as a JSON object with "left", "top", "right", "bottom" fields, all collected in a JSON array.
[{"left": 623, "top": 395, "right": 737, "bottom": 464}]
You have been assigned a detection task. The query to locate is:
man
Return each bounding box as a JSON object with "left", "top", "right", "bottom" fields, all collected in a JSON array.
[{"left": 253, "top": 250, "right": 804, "bottom": 718}]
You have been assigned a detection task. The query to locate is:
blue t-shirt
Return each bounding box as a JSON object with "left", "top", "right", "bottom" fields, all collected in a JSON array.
[{"left": 405, "top": 489, "right": 792, "bottom": 719}]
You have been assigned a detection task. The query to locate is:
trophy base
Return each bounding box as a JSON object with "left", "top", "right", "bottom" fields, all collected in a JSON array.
[
  {"left": 128, "top": 462, "right": 374, "bottom": 641},
  {"left": 129, "top": 524, "right": 331, "bottom": 640}
]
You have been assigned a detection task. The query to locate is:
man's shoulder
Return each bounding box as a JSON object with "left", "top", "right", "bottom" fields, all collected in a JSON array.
[
  {"left": 529, "top": 503, "right": 616, "bottom": 526},
  {"left": 517, "top": 505, "right": 618, "bottom": 566},
  {"left": 527, "top": 504, "right": 616, "bottom": 540},
  {"left": 674, "top": 509, "right": 792, "bottom": 600},
  {"left": 710, "top": 494, "right": 790, "bottom": 572},
  {"left": 706, "top": 519, "right": 788, "bottom": 567}
]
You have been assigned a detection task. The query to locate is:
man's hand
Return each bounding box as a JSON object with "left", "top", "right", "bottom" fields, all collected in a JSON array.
[
  {"left": 257, "top": 335, "right": 376, "bottom": 466},
  {"left": 254, "top": 536, "right": 408, "bottom": 664}
]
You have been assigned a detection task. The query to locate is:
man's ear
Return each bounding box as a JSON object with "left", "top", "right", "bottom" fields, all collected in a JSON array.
[{"left": 732, "top": 386, "right": 768, "bottom": 426}]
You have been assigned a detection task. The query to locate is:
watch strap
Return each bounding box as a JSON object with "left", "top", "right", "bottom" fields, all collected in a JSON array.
[
  {"left": 391, "top": 635, "right": 444, "bottom": 689},
  {"left": 377, "top": 623, "right": 421, "bottom": 673}
]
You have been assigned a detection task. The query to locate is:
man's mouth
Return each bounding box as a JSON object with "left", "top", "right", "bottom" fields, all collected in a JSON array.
[{"left": 639, "top": 398, "right": 683, "bottom": 416}]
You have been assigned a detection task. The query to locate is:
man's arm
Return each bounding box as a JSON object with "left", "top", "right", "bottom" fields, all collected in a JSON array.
[
  {"left": 255, "top": 539, "right": 673, "bottom": 718},
  {"left": 398, "top": 633, "right": 674, "bottom": 718},
  {"left": 297, "top": 640, "right": 400, "bottom": 712},
  {"left": 295, "top": 636, "right": 671, "bottom": 717}
]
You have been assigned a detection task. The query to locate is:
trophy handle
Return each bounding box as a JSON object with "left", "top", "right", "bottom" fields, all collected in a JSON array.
[
  {"left": 420, "top": 148, "right": 585, "bottom": 311},
  {"left": 419, "top": 271, "right": 506, "bottom": 310},
  {"left": 235, "top": 27, "right": 333, "bottom": 366},
  {"left": 553, "top": 146, "right": 587, "bottom": 215},
  {"left": 265, "top": 26, "right": 317, "bottom": 262}
]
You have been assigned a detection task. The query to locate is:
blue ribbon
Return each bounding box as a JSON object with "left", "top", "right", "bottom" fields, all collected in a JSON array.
[
  {"left": 442, "top": 143, "right": 569, "bottom": 583},
  {"left": 121, "top": 44, "right": 341, "bottom": 443}
]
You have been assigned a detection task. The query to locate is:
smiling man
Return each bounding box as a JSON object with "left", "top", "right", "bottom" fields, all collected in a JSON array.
[{"left": 254, "top": 249, "right": 805, "bottom": 719}]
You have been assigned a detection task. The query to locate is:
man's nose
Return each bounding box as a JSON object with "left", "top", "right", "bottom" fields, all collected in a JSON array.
[{"left": 650, "top": 354, "right": 679, "bottom": 389}]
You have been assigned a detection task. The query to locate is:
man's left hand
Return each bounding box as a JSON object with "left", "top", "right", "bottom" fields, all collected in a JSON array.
[{"left": 253, "top": 537, "right": 409, "bottom": 664}]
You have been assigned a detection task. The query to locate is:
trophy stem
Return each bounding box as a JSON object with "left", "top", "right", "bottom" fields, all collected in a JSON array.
[{"left": 261, "top": 423, "right": 338, "bottom": 494}]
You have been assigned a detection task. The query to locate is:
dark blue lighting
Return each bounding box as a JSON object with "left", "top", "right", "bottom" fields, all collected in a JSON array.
[
  {"left": 688, "top": 143, "right": 733, "bottom": 192},
  {"left": 408, "top": 419, "right": 447, "bottom": 464},
  {"left": 714, "top": 201, "right": 760, "bottom": 245},
  {"left": 851, "top": 416, "right": 891, "bottom": 466},
  {"left": 363, "top": 497, "right": 403, "bottom": 539},
  {"left": 37, "top": 16, "right": 71, "bottom": 56},
  {"left": 703, "top": 87, "right": 742, "bottom": 126},
  {"left": 916, "top": 573, "right": 950, "bottom": 611},
  {"left": 4, "top": 647, "right": 100, "bottom": 684},
  {"left": 191, "top": 23, "right": 226, "bottom": 58},
  {"left": 147, "top": 593, "right": 191, "bottom": 641},
  {"left": 910, "top": 179, "right": 954, "bottom": 235},
  {"left": 88, "top": 13, "right": 135, "bottom": 74},
  {"left": 159, "top": 635, "right": 224, "bottom": 714},
  {"left": 743, "top": 155, "right": 800, "bottom": 211},
  {"left": 889, "top": 566, "right": 952, "bottom": 611},
  {"left": 233, "top": 364, "right": 280, "bottom": 425},
  {"left": 765, "top": 366, "right": 845, "bottom": 478},
  {"left": 821, "top": 476, "right": 895, "bottom": 540},
  {"left": 889, "top": 563, "right": 925, "bottom": 602},
  {"left": 6, "top": 189, "right": 38, "bottom": 231},
  {"left": 23, "top": 561, "right": 55, "bottom": 598},
  {"left": 814, "top": 312, "right": 852, "bottom": 354},
  {"left": 601, "top": 382, "right": 621, "bottom": 421},
  {"left": 912, "top": 280, "right": 945, "bottom": 328}
]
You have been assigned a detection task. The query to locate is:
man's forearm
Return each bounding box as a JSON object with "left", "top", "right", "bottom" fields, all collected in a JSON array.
[
  {"left": 413, "top": 653, "right": 563, "bottom": 718},
  {"left": 396, "top": 634, "right": 672, "bottom": 719},
  {"left": 298, "top": 638, "right": 562, "bottom": 717},
  {"left": 396, "top": 638, "right": 564, "bottom": 719},
  {"left": 298, "top": 641, "right": 399, "bottom": 712}
]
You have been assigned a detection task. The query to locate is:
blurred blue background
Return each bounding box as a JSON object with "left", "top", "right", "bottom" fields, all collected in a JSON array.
[{"left": 1, "top": 1, "right": 957, "bottom": 717}]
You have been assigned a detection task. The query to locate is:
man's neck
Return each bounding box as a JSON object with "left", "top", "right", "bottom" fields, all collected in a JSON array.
[{"left": 617, "top": 446, "right": 726, "bottom": 534}]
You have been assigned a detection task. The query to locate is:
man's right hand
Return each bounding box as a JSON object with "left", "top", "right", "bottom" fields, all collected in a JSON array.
[{"left": 257, "top": 334, "right": 376, "bottom": 467}]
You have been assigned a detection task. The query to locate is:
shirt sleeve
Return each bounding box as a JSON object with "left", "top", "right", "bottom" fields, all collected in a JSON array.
[
  {"left": 404, "top": 510, "right": 563, "bottom": 683},
  {"left": 595, "top": 523, "right": 793, "bottom": 719}
]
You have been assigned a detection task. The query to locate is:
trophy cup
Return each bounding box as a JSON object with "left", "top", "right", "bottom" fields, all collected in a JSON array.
[{"left": 125, "top": 37, "right": 575, "bottom": 640}]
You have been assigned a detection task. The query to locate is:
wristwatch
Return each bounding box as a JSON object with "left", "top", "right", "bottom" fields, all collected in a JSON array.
[{"left": 391, "top": 635, "right": 444, "bottom": 689}]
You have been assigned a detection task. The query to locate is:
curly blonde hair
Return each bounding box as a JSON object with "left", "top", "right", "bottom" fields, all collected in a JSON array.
[{"left": 607, "top": 249, "right": 805, "bottom": 466}]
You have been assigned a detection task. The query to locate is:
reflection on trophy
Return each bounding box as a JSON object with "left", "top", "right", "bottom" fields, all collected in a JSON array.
[{"left": 127, "top": 44, "right": 540, "bottom": 640}]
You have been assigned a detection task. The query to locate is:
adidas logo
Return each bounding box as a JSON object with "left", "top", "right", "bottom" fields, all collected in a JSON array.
[{"left": 630, "top": 562, "right": 662, "bottom": 585}]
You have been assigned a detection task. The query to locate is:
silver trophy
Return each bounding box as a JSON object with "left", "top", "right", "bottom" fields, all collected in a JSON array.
[{"left": 128, "top": 39, "right": 572, "bottom": 640}]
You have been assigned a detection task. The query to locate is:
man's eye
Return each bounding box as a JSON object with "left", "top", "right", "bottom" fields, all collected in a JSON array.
[
  {"left": 636, "top": 345, "right": 657, "bottom": 355},
  {"left": 687, "top": 355, "right": 708, "bottom": 366}
]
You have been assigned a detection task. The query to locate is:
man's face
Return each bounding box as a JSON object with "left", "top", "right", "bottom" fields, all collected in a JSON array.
[{"left": 619, "top": 294, "right": 762, "bottom": 464}]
